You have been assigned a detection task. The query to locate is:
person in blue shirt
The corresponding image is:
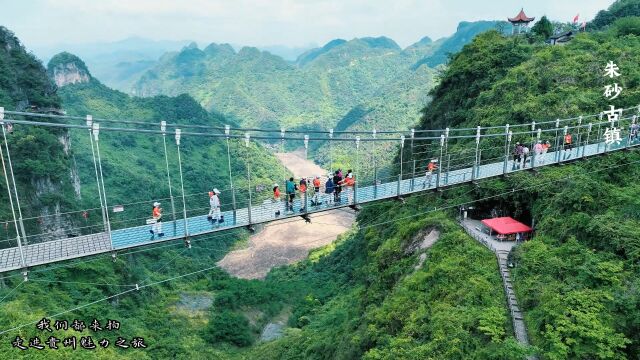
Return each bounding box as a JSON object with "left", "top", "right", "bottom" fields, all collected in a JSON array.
[{"left": 325, "top": 175, "right": 335, "bottom": 206}]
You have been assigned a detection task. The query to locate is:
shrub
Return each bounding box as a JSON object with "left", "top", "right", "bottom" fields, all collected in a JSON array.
[{"left": 203, "top": 310, "right": 253, "bottom": 347}]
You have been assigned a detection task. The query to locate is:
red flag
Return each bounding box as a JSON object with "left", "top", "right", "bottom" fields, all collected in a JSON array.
[{"left": 573, "top": 14, "right": 579, "bottom": 23}]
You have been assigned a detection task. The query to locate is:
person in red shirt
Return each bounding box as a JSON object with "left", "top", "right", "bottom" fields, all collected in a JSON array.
[{"left": 273, "top": 184, "right": 281, "bottom": 217}]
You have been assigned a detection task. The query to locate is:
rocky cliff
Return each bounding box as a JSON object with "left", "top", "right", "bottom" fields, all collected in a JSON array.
[{"left": 47, "top": 52, "right": 91, "bottom": 87}]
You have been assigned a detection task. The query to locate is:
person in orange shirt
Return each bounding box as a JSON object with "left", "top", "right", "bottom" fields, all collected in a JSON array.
[
  {"left": 149, "top": 201, "right": 164, "bottom": 237},
  {"left": 423, "top": 160, "right": 438, "bottom": 188},
  {"left": 341, "top": 170, "right": 355, "bottom": 204},
  {"left": 563, "top": 133, "right": 573, "bottom": 160},
  {"left": 312, "top": 176, "right": 321, "bottom": 206}
]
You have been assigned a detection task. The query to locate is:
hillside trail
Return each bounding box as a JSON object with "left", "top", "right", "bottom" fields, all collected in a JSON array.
[{"left": 217, "top": 149, "right": 355, "bottom": 279}]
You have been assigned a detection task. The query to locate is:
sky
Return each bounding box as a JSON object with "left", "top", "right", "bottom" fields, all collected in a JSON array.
[{"left": 0, "top": 0, "right": 611, "bottom": 50}]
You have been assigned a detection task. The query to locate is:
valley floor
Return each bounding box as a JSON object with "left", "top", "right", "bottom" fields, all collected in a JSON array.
[{"left": 217, "top": 151, "right": 355, "bottom": 279}]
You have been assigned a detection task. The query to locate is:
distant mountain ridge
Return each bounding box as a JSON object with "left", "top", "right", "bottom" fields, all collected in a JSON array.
[{"left": 132, "top": 21, "right": 503, "bottom": 133}]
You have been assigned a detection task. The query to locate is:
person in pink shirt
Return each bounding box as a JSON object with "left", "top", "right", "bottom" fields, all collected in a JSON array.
[{"left": 533, "top": 140, "right": 544, "bottom": 165}]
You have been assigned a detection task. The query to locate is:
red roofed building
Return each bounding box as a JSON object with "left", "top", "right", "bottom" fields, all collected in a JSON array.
[
  {"left": 508, "top": 9, "right": 535, "bottom": 35},
  {"left": 481, "top": 217, "right": 533, "bottom": 241}
]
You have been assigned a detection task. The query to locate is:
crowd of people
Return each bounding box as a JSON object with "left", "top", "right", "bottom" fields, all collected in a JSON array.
[
  {"left": 511, "top": 133, "right": 573, "bottom": 169},
  {"left": 147, "top": 124, "right": 640, "bottom": 235},
  {"left": 273, "top": 168, "right": 356, "bottom": 216}
]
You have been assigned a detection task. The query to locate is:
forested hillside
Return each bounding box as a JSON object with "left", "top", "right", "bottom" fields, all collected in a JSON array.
[
  {"left": 51, "top": 52, "right": 283, "bottom": 230},
  {"left": 132, "top": 21, "right": 502, "bottom": 134},
  {"left": 2, "top": 1, "right": 640, "bottom": 359},
  {"left": 0, "top": 26, "right": 82, "bottom": 242},
  {"left": 402, "top": 1, "right": 640, "bottom": 357}
]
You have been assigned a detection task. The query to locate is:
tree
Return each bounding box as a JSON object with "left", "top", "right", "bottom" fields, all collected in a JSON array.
[
  {"left": 532, "top": 16, "right": 554, "bottom": 39},
  {"left": 614, "top": 16, "right": 640, "bottom": 36}
]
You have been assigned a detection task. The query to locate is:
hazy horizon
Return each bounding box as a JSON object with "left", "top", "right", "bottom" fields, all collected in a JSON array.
[{"left": 1, "top": 0, "right": 609, "bottom": 52}]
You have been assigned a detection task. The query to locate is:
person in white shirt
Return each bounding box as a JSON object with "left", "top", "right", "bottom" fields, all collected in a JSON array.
[{"left": 208, "top": 188, "right": 222, "bottom": 223}]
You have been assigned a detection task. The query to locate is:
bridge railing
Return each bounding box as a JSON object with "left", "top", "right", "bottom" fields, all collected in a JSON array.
[{"left": 0, "top": 106, "right": 639, "bottom": 270}]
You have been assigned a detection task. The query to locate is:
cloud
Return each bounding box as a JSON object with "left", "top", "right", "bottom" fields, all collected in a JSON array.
[{"left": 2, "top": 0, "right": 610, "bottom": 49}]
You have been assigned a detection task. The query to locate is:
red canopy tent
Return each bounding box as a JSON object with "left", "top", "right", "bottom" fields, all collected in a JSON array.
[{"left": 481, "top": 217, "right": 533, "bottom": 235}]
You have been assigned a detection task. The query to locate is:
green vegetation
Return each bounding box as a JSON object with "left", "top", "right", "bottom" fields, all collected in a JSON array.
[
  {"left": 0, "top": 26, "right": 81, "bottom": 242},
  {"left": 133, "top": 22, "right": 501, "bottom": 134},
  {"left": 531, "top": 16, "right": 554, "bottom": 39},
  {"left": 591, "top": 0, "right": 640, "bottom": 29},
  {"left": 55, "top": 53, "right": 283, "bottom": 231},
  {"left": 0, "top": 184, "right": 526, "bottom": 359},
  {"left": 252, "top": 208, "right": 527, "bottom": 359},
  {"left": 3, "top": 1, "right": 640, "bottom": 358},
  {"left": 404, "top": 3, "right": 640, "bottom": 356}
]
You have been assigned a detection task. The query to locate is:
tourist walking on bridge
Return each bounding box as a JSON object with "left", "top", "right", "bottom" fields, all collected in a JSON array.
[
  {"left": 512, "top": 142, "right": 523, "bottom": 170},
  {"left": 312, "top": 176, "right": 321, "bottom": 206},
  {"left": 207, "top": 189, "right": 222, "bottom": 224},
  {"left": 522, "top": 145, "right": 530, "bottom": 168},
  {"left": 273, "top": 184, "right": 281, "bottom": 217},
  {"left": 333, "top": 170, "right": 343, "bottom": 203},
  {"left": 299, "top": 178, "right": 308, "bottom": 212},
  {"left": 149, "top": 202, "right": 164, "bottom": 237},
  {"left": 285, "top": 177, "right": 296, "bottom": 213},
  {"left": 343, "top": 170, "right": 355, "bottom": 204},
  {"left": 542, "top": 141, "right": 550, "bottom": 164},
  {"left": 563, "top": 132, "right": 573, "bottom": 159},
  {"left": 630, "top": 123, "right": 639, "bottom": 143},
  {"left": 423, "top": 160, "right": 437, "bottom": 188},
  {"left": 533, "top": 141, "right": 544, "bottom": 165},
  {"left": 325, "top": 175, "right": 335, "bottom": 206}
]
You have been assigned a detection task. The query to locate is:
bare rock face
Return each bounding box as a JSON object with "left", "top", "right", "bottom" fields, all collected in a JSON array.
[
  {"left": 51, "top": 62, "right": 90, "bottom": 87},
  {"left": 47, "top": 52, "right": 92, "bottom": 87}
]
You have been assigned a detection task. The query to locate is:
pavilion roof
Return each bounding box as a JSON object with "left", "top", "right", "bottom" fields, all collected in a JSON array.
[
  {"left": 482, "top": 217, "right": 533, "bottom": 235},
  {"left": 508, "top": 9, "right": 535, "bottom": 23}
]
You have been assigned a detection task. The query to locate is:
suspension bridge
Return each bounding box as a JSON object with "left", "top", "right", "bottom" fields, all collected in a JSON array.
[{"left": 0, "top": 106, "right": 638, "bottom": 276}]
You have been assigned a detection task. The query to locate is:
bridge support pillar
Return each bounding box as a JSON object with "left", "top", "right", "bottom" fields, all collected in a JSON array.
[
  {"left": 224, "top": 126, "right": 237, "bottom": 225},
  {"left": 411, "top": 159, "right": 416, "bottom": 191},
  {"left": 398, "top": 136, "right": 405, "bottom": 197},
  {"left": 472, "top": 126, "right": 480, "bottom": 182},
  {"left": 436, "top": 131, "right": 447, "bottom": 189},
  {"left": 86, "top": 116, "right": 108, "bottom": 237},
  {"left": 502, "top": 124, "right": 511, "bottom": 175},
  {"left": 175, "top": 129, "right": 189, "bottom": 237},
  {"left": 93, "top": 123, "right": 113, "bottom": 249},
  {"left": 244, "top": 133, "right": 253, "bottom": 226}
]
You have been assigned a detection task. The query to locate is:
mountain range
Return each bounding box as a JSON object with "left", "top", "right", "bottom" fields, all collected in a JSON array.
[{"left": 132, "top": 20, "right": 508, "bottom": 133}]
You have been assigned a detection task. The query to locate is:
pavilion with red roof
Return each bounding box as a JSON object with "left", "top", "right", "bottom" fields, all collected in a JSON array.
[
  {"left": 508, "top": 9, "right": 535, "bottom": 35},
  {"left": 481, "top": 217, "right": 533, "bottom": 241}
]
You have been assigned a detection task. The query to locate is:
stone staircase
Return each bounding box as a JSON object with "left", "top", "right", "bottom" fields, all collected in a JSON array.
[
  {"left": 459, "top": 220, "right": 533, "bottom": 349},
  {"left": 496, "top": 249, "right": 529, "bottom": 344}
]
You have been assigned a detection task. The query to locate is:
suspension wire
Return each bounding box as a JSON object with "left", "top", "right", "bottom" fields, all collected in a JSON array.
[
  {"left": 2, "top": 155, "right": 637, "bottom": 337},
  {"left": 28, "top": 279, "right": 138, "bottom": 288},
  {"left": 0, "top": 154, "right": 637, "bottom": 337},
  {"left": 0, "top": 280, "right": 24, "bottom": 305},
  {"left": 138, "top": 247, "right": 189, "bottom": 286},
  {"left": 0, "top": 115, "right": 624, "bottom": 143},
  {"left": 5, "top": 105, "right": 638, "bottom": 137},
  {"left": 2, "top": 125, "right": 26, "bottom": 244},
  {"left": 0, "top": 130, "right": 25, "bottom": 267}
]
